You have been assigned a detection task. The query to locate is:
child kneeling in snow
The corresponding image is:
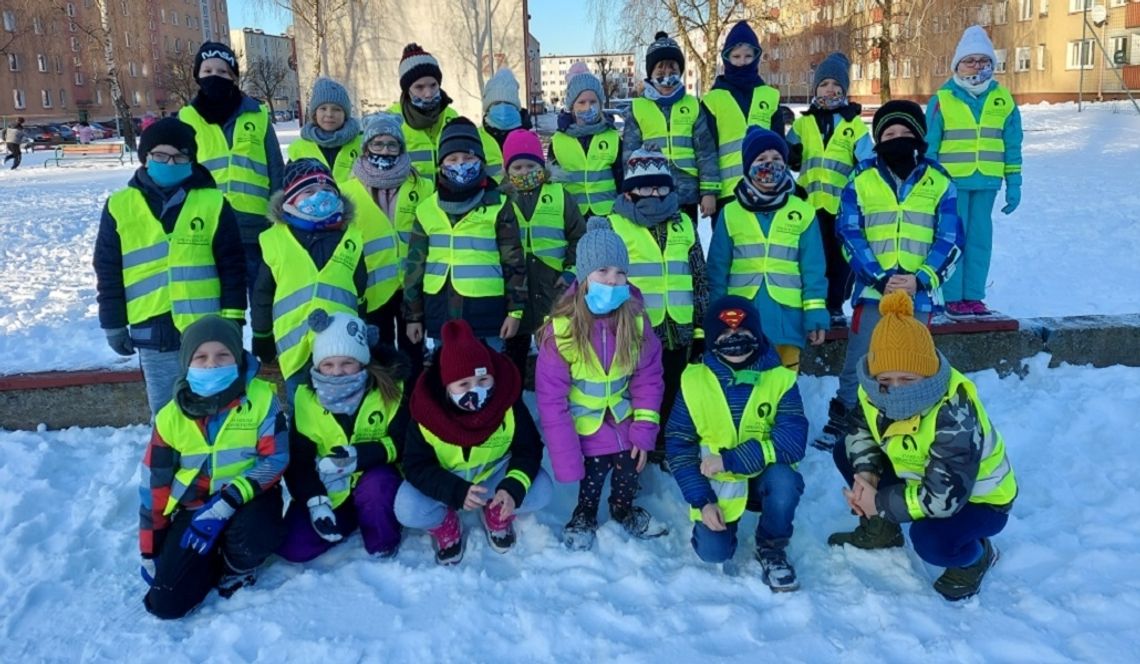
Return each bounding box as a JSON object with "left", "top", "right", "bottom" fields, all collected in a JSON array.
[
  {"left": 278, "top": 310, "right": 411, "bottom": 562},
  {"left": 828, "top": 291, "right": 1017, "bottom": 601},
  {"left": 138, "top": 316, "right": 288, "bottom": 619},
  {"left": 665, "top": 296, "right": 807, "bottom": 590},
  {"left": 536, "top": 217, "right": 667, "bottom": 550},
  {"left": 394, "top": 319, "right": 552, "bottom": 564}
]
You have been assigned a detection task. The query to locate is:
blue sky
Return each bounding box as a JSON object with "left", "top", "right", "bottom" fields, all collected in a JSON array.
[{"left": 228, "top": 0, "right": 292, "bottom": 35}]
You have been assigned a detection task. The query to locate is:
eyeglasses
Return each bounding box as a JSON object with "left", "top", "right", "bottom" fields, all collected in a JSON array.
[
  {"left": 959, "top": 57, "right": 993, "bottom": 69},
  {"left": 368, "top": 139, "right": 401, "bottom": 154},
  {"left": 632, "top": 185, "right": 671, "bottom": 197},
  {"left": 148, "top": 152, "right": 191, "bottom": 165}
]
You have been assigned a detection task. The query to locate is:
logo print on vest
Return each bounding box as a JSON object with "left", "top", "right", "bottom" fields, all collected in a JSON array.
[
  {"left": 671, "top": 221, "right": 684, "bottom": 234},
  {"left": 408, "top": 190, "right": 420, "bottom": 203},
  {"left": 350, "top": 149, "right": 359, "bottom": 159},
  {"left": 759, "top": 101, "right": 770, "bottom": 110},
  {"left": 843, "top": 127, "right": 855, "bottom": 138},
  {"left": 901, "top": 435, "right": 917, "bottom": 451},
  {"left": 678, "top": 105, "right": 691, "bottom": 114},
  {"left": 788, "top": 210, "right": 803, "bottom": 222},
  {"left": 757, "top": 402, "right": 772, "bottom": 418},
  {"left": 235, "top": 400, "right": 251, "bottom": 415},
  {"left": 541, "top": 193, "right": 553, "bottom": 204},
  {"left": 243, "top": 121, "right": 255, "bottom": 132},
  {"left": 344, "top": 238, "right": 357, "bottom": 252},
  {"left": 368, "top": 411, "right": 385, "bottom": 426},
  {"left": 922, "top": 175, "right": 935, "bottom": 187},
  {"left": 190, "top": 217, "right": 205, "bottom": 231},
  {"left": 599, "top": 140, "right": 609, "bottom": 151},
  {"left": 993, "top": 97, "right": 1007, "bottom": 107}
]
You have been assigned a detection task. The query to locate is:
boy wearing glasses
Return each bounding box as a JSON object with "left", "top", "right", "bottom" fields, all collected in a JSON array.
[
  {"left": 925, "top": 25, "right": 1023, "bottom": 320},
  {"left": 608, "top": 146, "right": 709, "bottom": 463},
  {"left": 93, "top": 118, "right": 247, "bottom": 417}
]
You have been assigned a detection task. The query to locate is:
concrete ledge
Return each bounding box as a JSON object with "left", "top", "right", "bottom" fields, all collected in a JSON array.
[{"left": 2, "top": 314, "right": 1137, "bottom": 430}]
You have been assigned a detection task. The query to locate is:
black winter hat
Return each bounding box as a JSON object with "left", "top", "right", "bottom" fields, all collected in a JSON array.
[
  {"left": 399, "top": 43, "right": 443, "bottom": 93},
  {"left": 137, "top": 117, "right": 198, "bottom": 165},
  {"left": 646, "top": 31, "right": 685, "bottom": 75},
  {"left": 872, "top": 100, "right": 927, "bottom": 144},
  {"left": 704, "top": 295, "right": 768, "bottom": 349},
  {"left": 436, "top": 117, "right": 485, "bottom": 163},
  {"left": 194, "top": 41, "right": 239, "bottom": 81}
]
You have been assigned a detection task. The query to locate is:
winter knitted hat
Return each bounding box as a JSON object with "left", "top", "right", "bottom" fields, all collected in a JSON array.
[
  {"left": 704, "top": 295, "right": 766, "bottom": 344},
  {"left": 482, "top": 68, "right": 521, "bottom": 113},
  {"left": 137, "top": 117, "right": 197, "bottom": 165},
  {"left": 813, "top": 52, "right": 851, "bottom": 94},
  {"left": 953, "top": 25, "right": 996, "bottom": 71},
  {"left": 867, "top": 291, "right": 939, "bottom": 377},
  {"left": 437, "top": 116, "right": 485, "bottom": 163},
  {"left": 646, "top": 31, "right": 685, "bottom": 75},
  {"left": 502, "top": 129, "right": 544, "bottom": 168},
  {"left": 283, "top": 158, "right": 340, "bottom": 199},
  {"left": 622, "top": 145, "right": 673, "bottom": 192},
  {"left": 194, "top": 41, "right": 238, "bottom": 81},
  {"left": 872, "top": 100, "right": 927, "bottom": 144},
  {"left": 575, "top": 216, "right": 629, "bottom": 278},
  {"left": 361, "top": 112, "right": 405, "bottom": 150},
  {"left": 565, "top": 72, "right": 605, "bottom": 109},
  {"left": 178, "top": 315, "right": 244, "bottom": 373},
  {"left": 439, "top": 320, "right": 495, "bottom": 385},
  {"left": 565, "top": 61, "right": 591, "bottom": 82},
  {"left": 307, "top": 77, "right": 353, "bottom": 119},
  {"left": 308, "top": 309, "right": 372, "bottom": 367},
  {"left": 742, "top": 126, "right": 788, "bottom": 168},
  {"left": 399, "top": 43, "right": 443, "bottom": 93},
  {"left": 721, "top": 20, "right": 761, "bottom": 61}
]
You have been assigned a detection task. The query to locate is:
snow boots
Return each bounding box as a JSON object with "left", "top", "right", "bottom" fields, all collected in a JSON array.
[
  {"left": 813, "top": 398, "right": 851, "bottom": 451},
  {"left": 612, "top": 505, "right": 669, "bottom": 540},
  {"left": 827, "top": 515, "right": 905, "bottom": 549},
  {"left": 428, "top": 508, "right": 464, "bottom": 565},
  {"left": 755, "top": 541, "right": 799, "bottom": 592},
  {"left": 561, "top": 506, "right": 599, "bottom": 551},
  {"left": 933, "top": 538, "right": 1000, "bottom": 601},
  {"left": 480, "top": 503, "right": 517, "bottom": 554},
  {"left": 217, "top": 570, "right": 256, "bottom": 599}
]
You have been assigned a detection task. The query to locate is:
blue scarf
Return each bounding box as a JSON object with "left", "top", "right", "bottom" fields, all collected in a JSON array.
[{"left": 300, "top": 118, "right": 361, "bottom": 148}]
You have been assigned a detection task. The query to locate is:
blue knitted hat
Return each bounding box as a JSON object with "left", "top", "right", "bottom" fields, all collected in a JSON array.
[
  {"left": 308, "top": 77, "right": 353, "bottom": 120},
  {"left": 721, "top": 21, "right": 761, "bottom": 61},
  {"left": 742, "top": 126, "right": 789, "bottom": 169},
  {"left": 813, "top": 52, "right": 851, "bottom": 94}
]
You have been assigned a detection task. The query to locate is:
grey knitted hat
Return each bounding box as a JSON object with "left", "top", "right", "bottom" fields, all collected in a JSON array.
[
  {"left": 575, "top": 216, "right": 630, "bottom": 278},
  {"left": 565, "top": 72, "right": 605, "bottom": 109},
  {"left": 308, "top": 77, "right": 353, "bottom": 119},
  {"left": 361, "top": 112, "right": 405, "bottom": 150},
  {"left": 178, "top": 315, "right": 244, "bottom": 374},
  {"left": 482, "top": 68, "right": 521, "bottom": 112},
  {"left": 813, "top": 52, "right": 851, "bottom": 94}
]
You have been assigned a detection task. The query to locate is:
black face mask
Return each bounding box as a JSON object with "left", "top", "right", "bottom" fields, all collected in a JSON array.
[
  {"left": 198, "top": 75, "right": 237, "bottom": 100},
  {"left": 713, "top": 333, "right": 760, "bottom": 363},
  {"left": 876, "top": 136, "right": 926, "bottom": 180}
]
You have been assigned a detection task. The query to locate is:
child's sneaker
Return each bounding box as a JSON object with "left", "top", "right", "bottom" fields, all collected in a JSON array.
[
  {"left": 944, "top": 301, "right": 975, "bottom": 320},
  {"left": 561, "top": 507, "right": 599, "bottom": 551},
  {"left": 755, "top": 546, "right": 799, "bottom": 592},
  {"left": 428, "top": 508, "right": 464, "bottom": 565},
  {"left": 828, "top": 307, "right": 848, "bottom": 328},
  {"left": 612, "top": 505, "right": 669, "bottom": 540},
  {"left": 813, "top": 398, "right": 850, "bottom": 451},
  {"left": 966, "top": 300, "right": 993, "bottom": 317},
  {"left": 933, "top": 538, "right": 1000, "bottom": 601},
  {"left": 480, "top": 503, "right": 517, "bottom": 554}
]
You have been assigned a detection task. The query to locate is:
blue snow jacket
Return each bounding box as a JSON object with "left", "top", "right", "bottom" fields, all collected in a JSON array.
[{"left": 924, "top": 79, "right": 1023, "bottom": 192}]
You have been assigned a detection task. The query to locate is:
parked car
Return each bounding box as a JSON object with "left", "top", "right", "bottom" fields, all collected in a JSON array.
[
  {"left": 609, "top": 98, "right": 633, "bottom": 114},
  {"left": 25, "top": 125, "right": 65, "bottom": 145},
  {"left": 91, "top": 122, "right": 117, "bottom": 139},
  {"left": 273, "top": 110, "right": 294, "bottom": 122},
  {"left": 48, "top": 124, "right": 76, "bottom": 142}
]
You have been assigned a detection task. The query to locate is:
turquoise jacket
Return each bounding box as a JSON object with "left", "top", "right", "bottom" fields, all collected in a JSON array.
[
  {"left": 708, "top": 200, "right": 829, "bottom": 349},
  {"left": 924, "top": 79, "right": 1023, "bottom": 192}
]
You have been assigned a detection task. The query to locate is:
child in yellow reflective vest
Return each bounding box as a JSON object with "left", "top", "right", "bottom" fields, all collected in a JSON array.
[
  {"left": 279, "top": 310, "right": 411, "bottom": 562},
  {"left": 828, "top": 291, "right": 1016, "bottom": 601},
  {"left": 138, "top": 316, "right": 288, "bottom": 619},
  {"left": 665, "top": 296, "right": 807, "bottom": 589},
  {"left": 289, "top": 77, "right": 362, "bottom": 184},
  {"left": 536, "top": 217, "right": 667, "bottom": 551},
  {"left": 548, "top": 69, "right": 624, "bottom": 218},
  {"left": 395, "top": 320, "right": 552, "bottom": 565}
]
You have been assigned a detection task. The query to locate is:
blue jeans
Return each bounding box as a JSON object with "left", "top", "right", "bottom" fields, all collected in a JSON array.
[
  {"left": 394, "top": 461, "right": 553, "bottom": 530},
  {"left": 690, "top": 463, "right": 805, "bottom": 563},
  {"left": 138, "top": 348, "right": 181, "bottom": 418},
  {"left": 836, "top": 304, "right": 881, "bottom": 408},
  {"left": 942, "top": 189, "right": 998, "bottom": 303}
]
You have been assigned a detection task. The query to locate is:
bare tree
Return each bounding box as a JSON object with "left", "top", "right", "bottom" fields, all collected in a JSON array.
[
  {"left": 848, "top": 0, "right": 940, "bottom": 102},
  {"left": 448, "top": 0, "right": 512, "bottom": 101},
  {"left": 154, "top": 53, "right": 199, "bottom": 108},
  {"left": 242, "top": 55, "right": 293, "bottom": 120},
  {"left": 594, "top": 56, "right": 622, "bottom": 101},
  {"left": 256, "top": 0, "right": 359, "bottom": 83}
]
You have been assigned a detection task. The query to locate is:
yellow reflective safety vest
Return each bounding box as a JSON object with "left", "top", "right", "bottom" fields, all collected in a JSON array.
[
  {"left": 341, "top": 178, "right": 402, "bottom": 312},
  {"left": 479, "top": 127, "right": 505, "bottom": 180},
  {"left": 391, "top": 103, "right": 459, "bottom": 179},
  {"left": 550, "top": 315, "right": 658, "bottom": 436},
  {"left": 609, "top": 212, "right": 695, "bottom": 327},
  {"left": 513, "top": 183, "right": 569, "bottom": 272},
  {"left": 392, "top": 174, "right": 436, "bottom": 258},
  {"left": 417, "top": 194, "right": 506, "bottom": 298},
  {"left": 722, "top": 197, "right": 824, "bottom": 311},
  {"left": 852, "top": 165, "right": 950, "bottom": 286},
  {"left": 792, "top": 113, "right": 868, "bottom": 214},
  {"left": 258, "top": 223, "right": 363, "bottom": 377},
  {"left": 935, "top": 86, "right": 1015, "bottom": 179},
  {"left": 109, "top": 187, "right": 231, "bottom": 331},
  {"left": 703, "top": 85, "right": 780, "bottom": 197},
  {"left": 294, "top": 384, "right": 402, "bottom": 509},
  {"left": 550, "top": 129, "right": 619, "bottom": 215},
  {"left": 287, "top": 135, "right": 363, "bottom": 184},
  {"left": 157, "top": 377, "right": 276, "bottom": 515},
  {"left": 857, "top": 369, "right": 1017, "bottom": 520},
  {"left": 631, "top": 95, "right": 700, "bottom": 177},
  {"left": 179, "top": 103, "right": 272, "bottom": 216},
  {"left": 419, "top": 408, "right": 531, "bottom": 491},
  {"left": 680, "top": 363, "right": 798, "bottom": 523}
]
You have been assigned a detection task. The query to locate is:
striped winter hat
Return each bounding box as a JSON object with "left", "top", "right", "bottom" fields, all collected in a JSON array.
[
  {"left": 399, "top": 43, "right": 443, "bottom": 93},
  {"left": 872, "top": 100, "right": 927, "bottom": 144},
  {"left": 622, "top": 145, "right": 673, "bottom": 192}
]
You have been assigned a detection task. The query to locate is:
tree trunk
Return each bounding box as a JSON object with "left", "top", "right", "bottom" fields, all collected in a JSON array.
[
  {"left": 879, "top": 0, "right": 893, "bottom": 103},
  {"left": 97, "top": 0, "right": 136, "bottom": 150}
]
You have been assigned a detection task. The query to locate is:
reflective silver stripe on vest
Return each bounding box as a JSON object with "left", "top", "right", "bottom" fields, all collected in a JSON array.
[
  {"left": 980, "top": 127, "right": 1004, "bottom": 139},
  {"left": 212, "top": 446, "right": 254, "bottom": 468},
  {"left": 563, "top": 170, "right": 615, "bottom": 183},
  {"left": 534, "top": 247, "right": 567, "bottom": 261},
  {"left": 429, "top": 235, "right": 450, "bottom": 248},
  {"left": 230, "top": 154, "right": 270, "bottom": 177},
  {"left": 170, "top": 266, "right": 218, "bottom": 283},
  {"left": 642, "top": 293, "right": 664, "bottom": 309},
  {"left": 365, "top": 236, "right": 397, "bottom": 255},
  {"left": 408, "top": 150, "right": 433, "bottom": 164},
  {"left": 276, "top": 322, "right": 309, "bottom": 356},
  {"left": 529, "top": 227, "right": 565, "bottom": 242},
  {"left": 226, "top": 181, "right": 271, "bottom": 198},
  {"left": 273, "top": 286, "right": 313, "bottom": 322},
  {"left": 425, "top": 262, "right": 449, "bottom": 276},
  {"left": 733, "top": 243, "right": 765, "bottom": 259},
  {"left": 865, "top": 211, "right": 898, "bottom": 228},
  {"left": 870, "top": 239, "right": 896, "bottom": 255},
  {"left": 486, "top": 164, "right": 502, "bottom": 178},
  {"left": 123, "top": 243, "right": 169, "bottom": 269},
  {"left": 172, "top": 298, "right": 221, "bottom": 315},
  {"left": 972, "top": 455, "right": 1012, "bottom": 496},
  {"left": 671, "top": 136, "right": 695, "bottom": 149},
  {"left": 200, "top": 157, "right": 230, "bottom": 172},
  {"left": 768, "top": 245, "right": 799, "bottom": 262},
  {"left": 807, "top": 181, "right": 845, "bottom": 198},
  {"left": 904, "top": 211, "right": 937, "bottom": 229},
  {"left": 804, "top": 157, "right": 853, "bottom": 175},
  {"left": 717, "top": 138, "right": 743, "bottom": 158},
  {"left": 666, "top": 260, "right": 692, "bottom": 276},
  {"left": 669, "top": 291, "right": 694, "bottom": 306},
  {"left": 899, "top": 238, "right": 932, "bottom": 256},
  {"left": 767, "top": 273, "right": 803, "bottom": 289},
  {"left": 978, "top": 150, "right": 1004, "bottom": 162},
  {"left": 451, "top": 236, "right": 498, "bottom": 251},
  {"left": 573, "top": 375, "right": 630, "bottom": 398},
  {"left": 673, "top": 157, "right": 697, "bottom": 171},
  {"left": 937, "top": 152, "right": 977, "bottom": 164},
  {"left": 627, "top": 264, "right": 664, "bottom": 278},
  {"left": 728, "top": 273, "right": 762, "bottom": 288},
  {"left": 399, "top": 231, "right": 412, "bottom": 245},
  {"left": 452, "top": 264, "right": 503, "bottom": 279},
  {"left": 941, "top": 129, "right": 977, "bottom": 141},
  {"left": 367, "top": 264, "right": 399, "bottom": 288},
  {"left": 720, "top": 164, "right": 744, "bottom": 179},
  {"left": 315, "top": 283, "right": 359, "bottom": 309},
  {"left": 125, "top": 273, "right": 168, "bottom": 301},
  {"left": 587, "top": 191, "right": 617, "bottom": 202}
]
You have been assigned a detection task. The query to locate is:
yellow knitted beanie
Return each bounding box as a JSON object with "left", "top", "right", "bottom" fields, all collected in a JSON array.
[{"left": 867, "top": 291, "right": 939, "bottom": 377}]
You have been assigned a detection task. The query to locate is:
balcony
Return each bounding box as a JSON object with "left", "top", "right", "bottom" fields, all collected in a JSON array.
[
  {"left": 1128, "top": 3, "right": 1140, "bottom": 29},
  {"left": 1125, "top": 64, "right": 1140, "bottom": 89}
]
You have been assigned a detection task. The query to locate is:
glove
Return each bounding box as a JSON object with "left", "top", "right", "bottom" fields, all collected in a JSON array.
[
  {"left": 1001, "top": 183, "right": 1021, "bottom": 215},
  {"left": 306, "top": 495, "right": 343, "bottom": 543},
  {"left": 179, "top": 493, "right": 237, "bottom": 555},
  {"left": 105, "top": 327, "right": 135, "bottom": 356},
  {"left": 688, "top": 337, "right": 706, "bottom": 363},
  {"left": 804, "top": 308, "right": 831, "bottom": 334},
  {"left": 317, "top": 445, "right": 358, "bottom": 482},
  {"left": 252, "top": 334, "right": 276, "bottom": 365},
  {"left": 140, "top": 557, "right": 156, "bottom": 586}
]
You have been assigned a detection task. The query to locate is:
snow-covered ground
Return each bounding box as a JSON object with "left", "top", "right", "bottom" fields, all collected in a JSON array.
[
  {"left": 1, "top": 104, "right": 1138, "bottom": 375},
  {"left": 1, "top": 358, "right": 1138, "bottom": 661}
]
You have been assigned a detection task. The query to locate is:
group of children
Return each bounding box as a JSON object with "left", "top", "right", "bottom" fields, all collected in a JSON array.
[{"left": 93, "top": 23, "right": 1022, "bottom": 619}]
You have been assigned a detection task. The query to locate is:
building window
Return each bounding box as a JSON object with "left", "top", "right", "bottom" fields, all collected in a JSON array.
[
  {"left": 1109, "top": 36, "right": 1128, "bottom": 67},
  {"left": 1019, "top": 0, "right": 1033, "bottom": 20},
  {"left": 13, "top": 89, "right": 26, "bottom": 110},
  {"left": 2, "top": 10, "right": 15, "bottom": 31},
  {"left": 1016, "top": 47, "right": 1032, "bottom": 71},
  {"left": 978, "top": 4, "right": 993, "bottom": 25},
  {"left": 66, "top": 3, "right": 76, "bottom": 18},
  {"left": 125, "top": 31, "right": 131, "bottom": 48},
  {"left": 1067, "top": 39, "right": 1095, "bottom": 68},
  {"left": 69, "top": 21, "right": 77, "bottom": 32},
  {"left": 128, "top": 61, "right": 137, "bottom": 77},
  {"left": 96, "top": 89, "right": 103, "bottom": 105},
  {"left": 7, "top": 53, "right": 19, "bottom": 71},
  {"left": 54, "top": 56, "right": 62, "bottom": 73},
  {"left": 172, "top": 12, "right": 179, "bottom": 26},
  {"left": 75, "top": 71, "right": 84, "bottom": 85},
  {"left": 1109, "top": 0, "right": 1126, "bottom": 6},
  {"left": 1067, "top": 0, "right": 1092, "bottom": 12},
  {"left": 994, "top": 49, "right": 1008, "bottom": 73},
  {"left": 59, "top": 89, "right": 66, "bottom": 108},
  {"left": 175, "top": 38, "right": 181, "bottom": 54},
  {"left": 133, "top": 90, "right": 142, "bottom": 105},
  {"left": 71, "top": 36, "right": 80, "bottom": 52},
  {"left": 1037, "top": 44, "right": 1046, "bottom": 70},
  {"left": 33, "top": 17, "right": 44, "bottom": 34},
  {"left": 852, "top": 62, "right": 863, "bottom": 80},
  {"left": 902, "top": 58, "right": 913, "bottom": 78},
  {"left": 41, "top": 89, "right": 52, "bottom": 108},
  {"left": 37, "top": 54, "right": 48, "bottom": 72},
  {"left": 1040, "top": 0, "right": 1048, "bottom": 14},
  {"left": 996, "top": 2, "right": 1009, "bottom": 24}
]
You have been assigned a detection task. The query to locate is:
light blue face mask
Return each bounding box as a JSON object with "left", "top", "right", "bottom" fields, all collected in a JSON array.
[
  {"left": 574, "top": 105, "right": 600, "bottom": 124},
  {"left": 442, "top": 160, "right": 483, "bottom": 185},
  {"left": 963, "top": 64, "right": 994, "bottom": 85},
  {"left": 297, "top": 189, "right": 343, "bottom": 218},
  {"left": 147, "top": 161, "right": 192, "bottom": 188},
  {"left": 186, "top": 364, "right": 240, "bottom": 397},
  {"left": 487, "top": 104, "right": 522, "bottom": 130},
  {"left": 584, "top": 280, "right": 631, "bottom": 315}
]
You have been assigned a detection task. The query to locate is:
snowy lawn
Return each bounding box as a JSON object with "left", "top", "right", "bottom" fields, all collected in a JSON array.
[{"left": 1, "top": 358, "right": 1138, "bottom": 661}]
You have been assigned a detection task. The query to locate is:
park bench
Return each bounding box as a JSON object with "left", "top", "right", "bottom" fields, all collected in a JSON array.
[{"left": 46, "top": 143, "right": 132, "bottom": 167}]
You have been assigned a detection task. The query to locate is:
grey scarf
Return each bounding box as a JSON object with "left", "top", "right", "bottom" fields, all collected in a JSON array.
[
  {"left": 310, "top": 368, "right": 370, "bottom": 415},
  {"left": 352, "top": 153, "right": 412, "bottom": 190},
  {"left": 438, "top": 189, "right": 486, "bottom": 217},
  {"left": 857, "top": 350, "right": 952, "bottom": 421},
  {"left": 300, "top": 118, "right": 362, "bottom": 148},
  {"left": 612, "top": 191, "right": 680, "bottom": 227},
  {"left": 565, "top": 119, "right": 611, "bottom": 138}
]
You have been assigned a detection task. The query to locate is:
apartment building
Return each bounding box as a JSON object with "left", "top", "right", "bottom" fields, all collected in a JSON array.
[
  {"left": 230, "top": 27, "right": 299, "bottom": 120},
  {"left": 539, "top": 52, "right": 637, "bottom": 105}
]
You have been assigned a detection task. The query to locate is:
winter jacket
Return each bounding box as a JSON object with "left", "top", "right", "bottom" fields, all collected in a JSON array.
[
  {"left": 535, "top": 285, "right": 664, "bottom": 483},
  {"left": 402, "top": 186, "right": 528, "bottom": 339},
  {"left": 924, "top": 79, "right": 1024, "bottom": 192},
  {"left": 502, "top": 179, "right": 587, "bottom": 335},
  {"left": 250, "top": 194, "right": 368, "bottom": 339},
  {"left": 665, "top": 344, "right": 808, "bottom": 510},
  {"left": 138, "top": 356, "right": 288, "bottom": 556},
  {"left": 785, "top": 104, "right": 874, "bottom": 172},
  {"left": 3, "top": 126, "right": 25, "bottom": 144},
  {"left": 837, "top": 159, "right": 964, "bottom": 314},
  {"left": 704, "top": 74, "right": 786, "bottom": 143},
  {"left": 93, "top": 165, "right": 247, "bottom": 351},
  {"left": 620, "top": 89, "right": 720, "bottom": 205},
  {"left": 708, "top": 200, "right": 830, "bottom": 348}
]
